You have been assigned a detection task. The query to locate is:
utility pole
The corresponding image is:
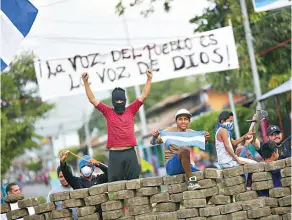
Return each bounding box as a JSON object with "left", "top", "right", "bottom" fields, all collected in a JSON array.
[{"left": 84, "top": 110, "right": 93, "bottom": 157}]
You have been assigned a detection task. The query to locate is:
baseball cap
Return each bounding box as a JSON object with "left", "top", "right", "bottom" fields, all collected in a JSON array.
[
  {"left": 175, "top": 109, "right": 192, "bottom": 120},
  {"left": 267, "top": 125, "right": 281, "bottom": 136}
]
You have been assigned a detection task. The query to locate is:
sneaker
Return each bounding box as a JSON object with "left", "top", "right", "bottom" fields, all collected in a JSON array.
[{"left": 187, "top": 176, "right": 201, "bottom": 190}]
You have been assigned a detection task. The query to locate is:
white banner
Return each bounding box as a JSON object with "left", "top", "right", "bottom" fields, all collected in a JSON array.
[
  {"left": 35, "top": 26, "right": 239, "bottom": 100},
  {"left": 252, "top": 0, "right": 291, "bottom": 12}
]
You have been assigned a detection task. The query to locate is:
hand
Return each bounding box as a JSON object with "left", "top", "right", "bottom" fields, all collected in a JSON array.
[
  {"left": 152, "top": 130, "right": 159, "bottom": 137},
  {"left": 59, "top": 150, "right": 70, "bottom": 163},
  {"left": 244, "top": 130, "right": 255, "bottom": 139},
  {"left": 252, "top": 114, "right": 257, "bottom": 120},
  {"left": 236, "top": 159, "right": 247, "bottom": 165},
  {"left": 87, "top": 159, "right": 100, "bottom": 167},
  {"left": 81, "top": 72, "right": 89, "bottom": 82},
  {"left": 245, "top": 135, "right": 254, "bottom": 145},
  {"left": 146, "top": 69, "right": 153, "bottom": 79},
  {"left": 204, "top": 131, "right": 210, "bottom": 142}
]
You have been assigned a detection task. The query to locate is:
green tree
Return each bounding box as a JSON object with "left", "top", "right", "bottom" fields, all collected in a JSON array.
[
  {"left": 1, "top": 53, "right": 54, "bottom": 178},
  {"left": 26, "top": 161, "right": 43, "bottom": 171}
]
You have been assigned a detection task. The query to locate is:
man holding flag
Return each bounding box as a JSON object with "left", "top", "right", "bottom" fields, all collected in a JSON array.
[{"left": 151, "top": 109, "right": 210, "bottom": 190}]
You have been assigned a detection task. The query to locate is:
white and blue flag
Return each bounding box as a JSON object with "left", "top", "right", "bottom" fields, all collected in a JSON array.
[
  {"left": 160, "top": 130, "right": 206, "bottom": 151},
  {"left": 1, "top": 0, "right": 38, "bottom": 71}
]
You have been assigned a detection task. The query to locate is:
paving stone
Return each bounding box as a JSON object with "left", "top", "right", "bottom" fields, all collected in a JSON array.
[
  {"left": 207, "top": 215, "right": 227, "bottom": 220},
  {"left": 197, "top": 179, "right": 216, "bottom": 189},
  {"left": 282, "top": 213, "right": 292, "bottom": 220},
  {"left": 62, "top": 198, "right": 85, "bottom": 208},
  {"left": 50, "top": 191, "right": 70, "bottom": 201},
  {"left": 243, "top": 162, "right": 265, "bottom": 173},
  {"left": 156, "top": 212, "right": 177, "bottom": 220},
  {"left": 177, "top": 208, "right": 199, "bottom": 218},
  {"left": 0, "top": 203, "right": 10, "bottom": 213},
  {"left": 170, "top": 193, "right": 183, "bottom": 202},
  {"left": 69, "top": 188, "right": 89, "bottom": 199},
  {"left": 190, "top": 171, "right": 205, "bottom": 181},
  {"left": 155, "top": 202, "right": 179, "bottom": 212},
  {"left": 51, "top": 209, "right": 72, "bottom": 218},
  {"left": 252, "top": 180, "right": 274, "bottom": 190},
  {"left": 85, "top": 194, "right": 108, "bottom": 205},
  {"left": 168, "top": 182, "right": 187, "bottom": 194},
  {"left": 137, "top": 187, "right": 160, "bottom": 196},
  {"left": 269, "top": 187, "right": 291, "bottom": 198},
  {"left": 126, "top": 179, "right": 142, "bottom": 190},
  {"left": 112, "top": 190, "right": 135, "bottom": 200},
  {"left": 4, "top": 193, "right": 24, "bottom": 203},
  {"left": 183, "top": 190, "right": 206, "bottom": 200},
  {"left": 265, "top": 160, "right": 286, "bottom": 171},
  {"left": 220, "top": 202, "right": 242, "bottom": 214},
  {"left": 247, "top": 207, "right": 271, "bottom": 218},
  {"left": 7, "top": 208, "right": 29, "bottom": 220},
  {"left": 223, "top": 176, "right": 245, "bottom": 187},
  {"left": 204, "top": 187, "right": 219, "bottom": 197},
  {"left": 242, "top": 198, "right": 266, "bottom": 210},
  {"left": 135, "top": 213, "right": 156, "bottom": 220},
  {"left": 18, "top": 197, "right": 40, "bottom": 208},
  {"left": 89, "top": 183, "right": 108, "bottom": 195},
  {"left": 252, "top": 172, "right": 273, "bottom": 182},
  {"left": 107, "top": 180, "right": 127, "bottom": 192},
  {"left": 260, "top": 215, "right": 282, "bottom": 220},
  {"left": 210, "top": 195, "right": 231, "bottom": 205},
  {"left": 129, "top": 204, "right": 152, "bottom": 216},
  {"left": 199, "top": 206, "right": 221, "bottom": 217},
  {"left": 226, "top": 210, "right": 247, "bottom": 220},
  {"left": 285, "top": 157, "right": 291, "bottom": 167},
  {"left": 103, "top": 209, "right": 124, "bottom": 220},
  {"left": 187, "top": 217, "right": 207, "bottom": 220},
  {"left": 101, "top": 201, "right": 123, "bottom": 212},
  {"left": 34, "top": 202, "right": 55, "bottom": 214},
  {"left": 223, "top": 166, "right": 244, "bottom": 178},
  {"left": 204, "top": 168, "right": 223, "bottom": 179},
  {"left": 264, "top": 197, "right": 278, "bottom": 208},
  {"left": 77, "top": 206, "right": 96, "bottom": 217},
  {"left": 142, "top": 177, "right": 163, "bottom": 187},
  {"left": 128, "top": 197, "right": 149, "bottom": 206},
  {"left": 271, "top": 207, "right": 291, "bottom": 215},
  {"left": 278, "top": 195, "right": 292, "bottom": 207},
  {"left": 223, "top": 183, "right": 246, "bottom": 196},
  {"left": 150, "top": 192, "right": 170, "bottom": 203},
  {"left": 235, "top": 191, "right": 258, "bottom": 202},
  {"left": 183, "top": 199, "right": 206, "bottom": 208},
  {"left": 281, "top": 177, "right": 292, "bottom": 187},
  {"left": 281, "top": 167, "right": 292, "bottom": 177},
  {"left": 79, "top": 212, "right": 100, "bottom": 220},
  {"left": 163, "top": 174, "right": 184, "bottom": 185},
  {"left": 23, "top": 214, "right": 46, "bottom": 220}
]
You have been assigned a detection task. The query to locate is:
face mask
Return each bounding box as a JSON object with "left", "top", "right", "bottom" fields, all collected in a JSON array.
[
  {"left": 112, "top": 88, "right": 126, "bottom": 114},
  {"left": 222, "top": 121, "right": 234, "bottom": 130},
  {"left": 81, "top": 166, "right": 92, "bottom": 177}
]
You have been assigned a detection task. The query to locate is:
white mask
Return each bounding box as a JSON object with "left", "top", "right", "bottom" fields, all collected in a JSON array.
[
  {"left": 81, "top": 166, "right": 92, "bottom": 177},
  {"left": 222, "top": 121, "right": 234, "bottom": 130}
]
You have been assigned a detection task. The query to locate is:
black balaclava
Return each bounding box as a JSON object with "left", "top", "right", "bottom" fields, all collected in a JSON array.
[{"left": 112, "top": 87, "right": 126, "bottom": 114}]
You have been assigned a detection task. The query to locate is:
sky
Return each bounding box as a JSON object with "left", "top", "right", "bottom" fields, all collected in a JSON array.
[{"left": 20, "top": 0, "right": 211, "bottom": 137}]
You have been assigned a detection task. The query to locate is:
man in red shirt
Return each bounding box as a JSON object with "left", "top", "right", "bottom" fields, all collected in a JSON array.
[{"left": 82, "top": 70, "right": 153, "bottom": 182}]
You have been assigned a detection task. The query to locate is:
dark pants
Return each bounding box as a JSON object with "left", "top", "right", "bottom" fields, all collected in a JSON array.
[{"left": 108, "top": 148, "right": 141, "bottom": 182}]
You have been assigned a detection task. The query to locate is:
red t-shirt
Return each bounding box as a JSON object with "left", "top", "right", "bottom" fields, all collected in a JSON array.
[{"left": 95, "top": 99, "right": 143, "bottom": 148}]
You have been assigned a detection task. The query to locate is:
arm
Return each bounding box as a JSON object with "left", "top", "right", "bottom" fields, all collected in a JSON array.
[
  {"left": 82, "top": 72, "right": 100, "bottom": 106},
  {"left": 138, "top": 69, "right": 153, "bottom": 102}
]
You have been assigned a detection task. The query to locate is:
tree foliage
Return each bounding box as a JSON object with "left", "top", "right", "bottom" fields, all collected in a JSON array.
[
  {"left": 1, "top": 53, "right": 54, "bottom": 178},
  {"left": 26, "top": 161, "right": 42, "bottom": 171}
]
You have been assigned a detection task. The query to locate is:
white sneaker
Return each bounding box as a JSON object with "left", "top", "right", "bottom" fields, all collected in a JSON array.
[{"left": 188, "top": 176, "right": 201, "bottom": 190}]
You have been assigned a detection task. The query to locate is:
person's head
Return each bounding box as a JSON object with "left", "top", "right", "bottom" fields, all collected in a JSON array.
[
  {"left": 218, "top": 111, "right": 234, "bottom": 130},
  {"left": 6, "top": 183, "right": 21, "bottom": 195},
  {"left": 112, "top": 87, "right": 126, "bottom": 114},
  {"left": 262, "top": 141, "right": 279, "bottom": 161},
  {"left": 57, "top": 166, "right": 70, "bottom": 187},
  {"left": 78, "top": 155, "right": 95, "bottom": 179},
  {"left": 175, "top": 109, "right": 192, "bottom": 131},
  {"left": 266, "top": 125, "right": 283, "bottom": 145}
]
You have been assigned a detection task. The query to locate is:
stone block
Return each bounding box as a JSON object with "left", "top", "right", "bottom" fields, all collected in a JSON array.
[
  {"left": 7, "top": 208, "right": 29, "bottom": 220},
  {"left": 252, "top": 180, "right": 274, "bottom": 190},
  {"left": 278, "top": 195, "right": 292, "bottom": 207},
  {"left": 129, "top": 204, "right": 151, "bottom": 216},
  {"left": 18, "top": 197, "right": 40, "bottom": 208},
  {"left": 150, "top": 192, "right": 170, "bottom": 203},
  {"left": 281, "top": 177, "right": 292, "bottom": 187},
  {"left": 101, "top": 201, "right": 123, "bottom": 212},
  {"left": 223, "top": 166, "right": 244, "bottom": 178},
  {"left": 183, "top": 199, "right": 206, "bottom": 208},
  {"left": 242, "top": 198, "right": 266, "bottom": 210},
  {"left": 282, "top": 213, "right": 292, "bottom": 220},
  {"left": 79, "top": 212, "right": 100, "bottom": 220},
  {"left": 220, "top": 202, "right": 242, "bottom": 214},
  {"left": 0, "top": 203, "right": 10, "bottom": 213},
  {"left": 126, "top": 179, "right": 142, "bottom": 190},
  {"left": 34, "top": 202, "right": 55, "bottom": 214},
  {"left": 177, "top": 208, "right": 199, "bottom": 218},
  {"left": 252, "top": 172, "right": 273, "bottom": 182},
  {"left": 223, "top": 176, "right": 245, "bottom": 187},
  {"left": 265, "top": 160, "right": 286, "bottom": 171},
  {"left": 77, "top": 206, "right": 96, "bottom": 217},
  {"left": 207, "top": 216, "right": 227, "bottom": 220},
  {"left": 281, "top": 167, "right": 292, "bottom": 177},
  {"left": 4, "top": 193, "right": 24, "bottom": 203},
  {"left": 163, "top": 174, "right": 184, "bottom": 185},
  {"left": 247, "top": 207, "right": 271, "bottom": 218},
  {"left": 69, "top": 188, "right": 89, "bottom": 199},
  {"left": 103, "top": 209, "right": 124, "bottom": 220},
  {"left": 235, "top": 191, "right": 258, "bottom": 202},
  {"left": 155, "top": 202, "right": 179, "bottom": 212},
  {"left": 191, "top": 171, "right": 205, "bottom": 181},
  {"left": 107, "top": 180, "right": 126, "bottom": 192},
  {"left": 197, "top": 179, "right": 216, "bottom": 189},
  {"left": 204, "top": 168, "right": 223, "bottom": 179},
  {"left": 168, "top": 182, "right": 187, "bottom": 194},
  {"left": 260, "top": 215, "right": 282, "bottom": 220},
  {"left": 183, "top": 190, "right": 206, "bottom": 200},
  {"left": 199, "top": 206, "right": 221, "bottom": 217},
  {"left": 226, "top": 211, "right": 247, "bottom": 220},
  {"left": 188, "top": 217, "right": 207, "bottom": 220},
  {"left": 156, "top": 212, "right": 177, "bottom": 220},
  {"left": 136, "top": 187, "right": 160, "bottom": 196},
  {"left": 271, "top": 207, "right": 291, "bottom": 215},
  {"left": 210, "top": 195, "right": 231, "bottom": 205},
  {"left": 243, "top": 162, "right": 265, "bottom": 173},
  {"left": 89, "top": 183, "right": 108, "bottom": 195},
  {"left": 51, "top": 209, "right": 72, "bottom": 218},
  {"left": 286, "top": 157, "right": 291, "bottom": 167},
  {"left": 84, "top": 194, "right": 108, "bottom": 206},
  {"left": 112, "top": 190, "right": 135, "bottom": 200},
  {"left": 62, "top": 198, "right": 85, "bottom": 208},
  {"left": 269, "top": 187, "right": 291, "bottom": 198},
  {"left": 264, "top": 197, "right": 279, "bottom": 208},
  {"left": 170, "top": 193, "right": 183, "bottom": 203},
  {"left": 135, "top": 213, "right": 156, "bottom": 220},
  {"left": 128, "top": 197, "right": 149, "bottom": 206},
  {"left": 23, "top": 214, "right": 46, "bottom": 220},
  {"left": 204, "top": 187, "right": 219, "bottom": 197},
  {"left": 142, "top": 177, "right": 163, "bottom": 187},
  {"left": 50, "top": 191, "right": 70, "bottom": 201},
  {"left": 120, "top": 217, "right": 135, "bottom": 220},
  {"left": 223, "top": 183, "right": 246, "bottom": 196}
]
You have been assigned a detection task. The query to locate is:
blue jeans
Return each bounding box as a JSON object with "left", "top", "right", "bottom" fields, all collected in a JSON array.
[{"left": 166, "top": 154, "right": 199, "bottom": 176}]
